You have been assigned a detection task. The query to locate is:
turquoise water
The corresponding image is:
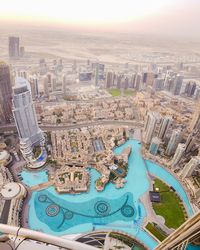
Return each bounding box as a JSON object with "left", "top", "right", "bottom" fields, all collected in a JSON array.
[
  {"left": 22, "top": 140, "right": 194, "bottom": 250},
  {"left": 20, "top": 170, "right": 48, "bottom": 187},
  {"left": 187, "top": 245, "right": 200, "bottom": 250}
]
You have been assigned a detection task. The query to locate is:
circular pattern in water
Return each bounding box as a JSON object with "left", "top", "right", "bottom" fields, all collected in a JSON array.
[
  {"left": 64, "top": 210, "right": 74, "bottom": 220},
  {"left": 94, "top": 201, "right": 111, "bottom": 216},
  {"left": 121, "top": 205, "right": 134, "bottom": 217},
  {"left": 46, "top": 204, "right": 60, "bottom": 217},
  {"left": 38, "top": 194, "right": 48, "bottom": 202}
]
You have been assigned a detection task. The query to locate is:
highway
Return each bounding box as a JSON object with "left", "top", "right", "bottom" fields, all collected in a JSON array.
[{"left": 0, "top": 120, "right": 143, "bottom": 133}]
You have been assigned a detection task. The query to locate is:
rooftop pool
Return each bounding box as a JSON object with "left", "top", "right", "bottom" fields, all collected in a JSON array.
[{"left": 21, "top": 140, "right": 194, "bottom": 250}]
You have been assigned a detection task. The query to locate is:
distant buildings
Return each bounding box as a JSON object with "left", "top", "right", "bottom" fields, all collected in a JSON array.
[
  {"left": 143, "top": 72, "right": 157, "bottom": 86},
  {"left": 184, "top": 81, "right": 196, "bottom": 97},
  {"left": 9, "top": 36, "right": 20, "bottom": 58},
  {"left": 39, "top": 59, "right": 47, "bottom": 75},
  {"left": 0, "top": 61, "right": 13, "bottom": 124},
  {"left": 171, "top": 75, "right": 183, "bottom": 95},
  {"left": 12, "top": 77, "right": 46, "bottom": 168},
  {"left": 106, "top": 72, "right": 115, "bottom": 88},
  {"left": 152, "top": 78, "right": 164, "bottom": 91},
  {"left": 29, "top": 75, "right": 39, "bottom": 100},
  {"left": 165, "top": 128, "right": 182, "bottom": 156}
]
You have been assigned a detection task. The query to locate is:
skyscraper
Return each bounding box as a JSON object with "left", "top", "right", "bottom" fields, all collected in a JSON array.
[
  {"left": 29, "top": 75, "right": 39, "bottom": 100},
  {"left": 0, "top": 61, "right": 13, "bottom": 124},
  {"left": 12, "top": 77, "right": 46, "bottom": 168},
  {"left": 149, "top": 137, "right": 161, "bottom": 155},
  {"left": 171, "top": 74, "right": 183, "bottom": 95},
  {"left": 94, "top": 62, "right": 99, "bottom": 87},
  {"left": 135, "top": 73, "right": 142, "bottom": 91},
  {"left": 8, "top": 36, "right": 20, "bottom": 58},
  {"left": 185, "top": 81, "right": 196, "bottom": 97},
  {"left": 170, "top": 143, "right": 185, "bottom": 168},
  {"left": 106, "top": 72, "right": 114, "bottom": 88},
  {"left": 180, "top": 157, "right": 200, "bottom": 180},
  {"left": 143, "top": 112, "right": 160, "bottom": 144},
  {"left": 185, "top": 132, "right": 196, "bottom": 153},
  {"left": 165, "top": 128, "right": 182, "bottom": 156},
  {"left": 158, "top": 116, "right": 172, "bottom": 140},
  {"left": 152, "top": 78, "right": 164, "bottom": 91}
]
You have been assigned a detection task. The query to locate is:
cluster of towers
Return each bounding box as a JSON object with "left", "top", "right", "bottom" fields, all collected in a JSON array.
[{"left": 144, "top": 110, "right": 200, "bottom": 180}]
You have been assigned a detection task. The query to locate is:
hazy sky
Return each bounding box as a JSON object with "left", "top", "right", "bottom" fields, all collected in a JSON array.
[{"left": 0, "top": 0, "right": 200, "bottom": 37}]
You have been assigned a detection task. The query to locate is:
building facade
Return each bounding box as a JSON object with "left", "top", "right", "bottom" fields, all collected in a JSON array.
[
  {"left": 170, "top": 143, "right": 185, "bottom": 168},
  {"left": 143, "top": 112, "right": 159, "bottom": 144},
  {"left": 181, "top": 157, "right": 200, "bottom": 180},
  {"left": 0, "top": 62, "right": 13, "bottom": 124},
  {"left": 12, "top": 77, "right": 46, "bottom": 168},
  {"left": 166, "top": 129, "right": 182, "bottom": 156}
]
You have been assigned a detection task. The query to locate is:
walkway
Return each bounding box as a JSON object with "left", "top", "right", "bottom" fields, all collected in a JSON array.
[{"left": 31, "top": 181, "right": 54, "bottom": 191}]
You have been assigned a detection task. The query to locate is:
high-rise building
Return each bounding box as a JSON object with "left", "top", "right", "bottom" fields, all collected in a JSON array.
[
  {"left": 135, "top": 73, "right": 142, "bottom": 91},
  {"left": 0, "top": 61, "right": 13, "bottom": 124},
  {"left": 180, "top": 157, "right": 200, "bottom": 180},
  {"left": 116, "top": 74, "right": 123, "bottom": 89},
  {"left": 130, "top": 73, "right": 136, "bottom": 88},
  {"left": 95, "top": 62, "right": 99, "bottom": 87},
  {"left": 185, "top": 81, "right": 196, "bottom": 97},
  {"left": 190, "top": 102, "right": 200, "bottom": 132},
  {"left": 194, "top": 86, "right": 200, "bottom": 100},
  {"left": 170, "top": 143, "right": 185, "bottom": 168},
  {"left": 8, "top": 36, "right": 20, "bottom": 58},
  {"left": 43, "top": 76, "right": 49, "bottom": 96},
  {"left": 29, "top": 75, "right": 39, "bottom": 100},
  {"left": 143, "top": 72, "right": 157, "bottom": 86},
  {"left": 185, "top": 132, "right": 196, "bottom": 153},
  {"left": 12, "top": 77, "right": 46, "bottom": 168},
  {"left": 158, "top": 116, "right": 172, "bottom": 140},
  {"left": 166, "top": 128, "right": 182, "bottom": 156},
  {"left": 143, "top": 112, "right": 160, "bottom": 144},
  {"left": 92, "top": 62, "right": 104, "bottom": 82},
  {"left": 155, "top": 211, "right": 200, "bottom": 250},
  {"left": 149, "top": 137, "right": 161, "bottom": 155},
  {"left": 17, "top": 70, "right": 28, "bottom": 79},
  {"left": 105, "top": 72, "right": 114, "bottom": 88},
  {"left": 152, "top": 78, "right": 164, "bottom": 91},
  {"left": 171, "top": 74, "right": 183, "bottom": 95},
  {"left": 19, "top": 46, "right": 25, "bottom": 57},
  {"left": 39, "top": 59, "right": 47, "bottom": 75}
]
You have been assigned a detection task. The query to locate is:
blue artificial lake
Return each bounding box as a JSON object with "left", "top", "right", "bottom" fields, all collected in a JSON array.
[{"left": 21, "top": 140, "right": 194, "bottom": 250}]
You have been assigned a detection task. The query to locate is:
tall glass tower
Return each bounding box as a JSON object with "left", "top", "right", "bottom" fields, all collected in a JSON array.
[{"left": 12, "top": 77, "right": 46, "bottom": 168}]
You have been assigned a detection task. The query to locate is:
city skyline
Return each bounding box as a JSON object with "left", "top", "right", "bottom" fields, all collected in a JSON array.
[{"left": 0, "top": 1, "right": 200, "bottom": 249}]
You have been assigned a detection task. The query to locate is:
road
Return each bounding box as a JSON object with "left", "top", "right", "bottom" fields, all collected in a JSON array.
[{"left": 0, "top": 120, "right": 143, "bottom": 133}]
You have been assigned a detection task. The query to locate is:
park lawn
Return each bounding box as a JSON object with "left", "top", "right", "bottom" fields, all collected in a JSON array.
[
  {"left": 124, "top": 89, "right": 136, "bottom": 96},
  {"left": 145, "top": 222, "right": 167, "bottom": 242},
  {"left": 107, "top": 88, "right": 121, "bottom": 96},
  {"left": 153, "top": 178, "right": 186, "bottom": 229},
  {"left": 107, "top": 88, "right": 136, "bottom": 97}
]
